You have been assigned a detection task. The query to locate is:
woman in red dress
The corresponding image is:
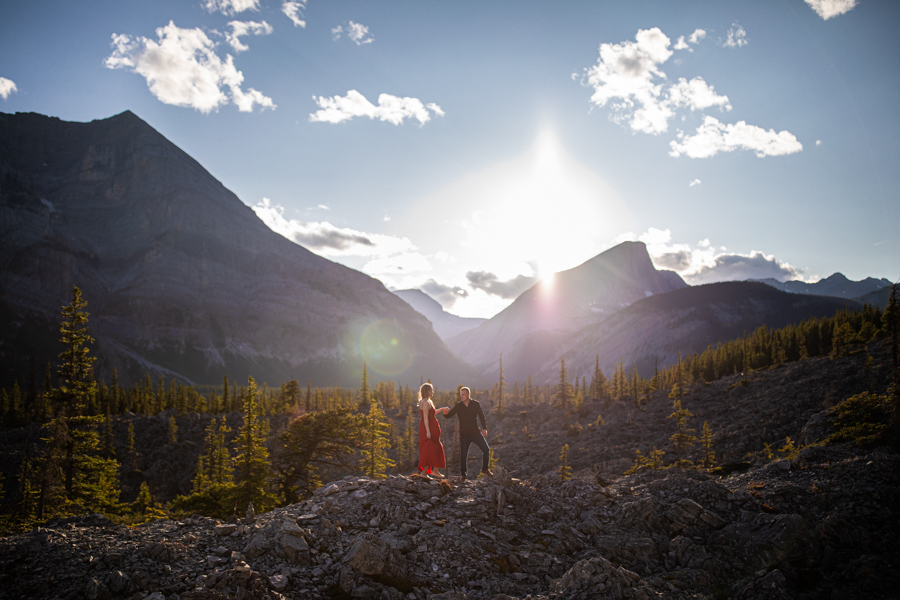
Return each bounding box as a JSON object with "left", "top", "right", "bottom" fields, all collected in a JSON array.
[{"left": 417, "top": 382, "right": 448, "bottom": 479}]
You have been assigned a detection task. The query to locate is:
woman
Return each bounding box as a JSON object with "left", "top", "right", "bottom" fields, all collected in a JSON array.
[{"left": 417, "top": 382, "right": 448, "bottom": 479}]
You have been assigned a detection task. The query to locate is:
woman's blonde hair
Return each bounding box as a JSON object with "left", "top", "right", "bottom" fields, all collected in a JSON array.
[{"left": 418, "top": 382, "right": 434, "bottom": 400}]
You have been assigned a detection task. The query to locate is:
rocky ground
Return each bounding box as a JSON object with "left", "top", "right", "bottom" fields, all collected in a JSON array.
[
  {"left": 2, "top": 437, "right": 898, "bottom": 600},
  {"left": 486, "top": 345, "right": 891, "bottom": 478}
]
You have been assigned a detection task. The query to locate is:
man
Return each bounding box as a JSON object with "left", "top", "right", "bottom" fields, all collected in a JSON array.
[{"left": 442, "top": 387, "right": 492, "bottom": 481}]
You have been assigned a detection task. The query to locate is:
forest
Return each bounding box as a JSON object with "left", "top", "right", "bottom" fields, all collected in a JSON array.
[{"left": 0, "top": 284, "right": 897, "bottom": 534}]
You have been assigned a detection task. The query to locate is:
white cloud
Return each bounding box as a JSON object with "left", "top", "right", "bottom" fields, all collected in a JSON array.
[
  {"left": 816, "top": 140, "right": 822, "bottom": 146},
  {"left": 0, "top": 77, "right": 17, "bottom": 100},
  {"left": 669, "top": 116, "right": 803, "bottom": 158},
  {"left": 667, "top": 77, "right": 731, "bottom": 111},
  {"left": 689, "top": 178, "right": 701, "bottom": 187},
  {"left": 805, "top": 0, "right": 857, "bottom": 20},
  {"left": 309, "top": 89, "right": 444, "bottom": 125},
  {"left": 723, "top": 24, "right": 748, "bottom": 48},
  {"left": 686, "top": 251, "right": 803, "bottom": 284},
  {"left": 253, "top": 198, "right": 417, "bottom": 259},
  {"left": 317, "top": 204, "right": 330, "bottom": 210},
  {"left": 105, "top": 21, "right": 275, "bottom": 113},
  {"left": 204, "top": 0, "right": 259, "bottom": 15},
  {"left": 585, "top": 27, "right": 675, "bottom": 135},
  {"left": 333, "top": 21, "right": 374, "bottom": 45},
  {"left": 225, "top": 20, "right": 272, "bottom": 52},
  {"left": 674, "top": 29, "right": 706, "bottom": 52},
  {"left": 282, "top": 1, "right": 307, "bottom": 28}
]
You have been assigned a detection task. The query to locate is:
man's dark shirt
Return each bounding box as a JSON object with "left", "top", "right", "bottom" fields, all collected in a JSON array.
[{"left": 444, "top": 399, "right": 487, "bottom": 436}]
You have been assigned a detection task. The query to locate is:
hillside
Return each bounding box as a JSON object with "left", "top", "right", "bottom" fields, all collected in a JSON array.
[
  {"left": 0, "top": 111, "right": 478, "bottom": 389},
  {"left": 529, "top": 281, "right": 863, "bottom": 384},
  {"left": 1, "top": 338, "right": 896, "bottom": 600},
  {"left": 446, "top": 242, "right": 687, "bottom": 380}
]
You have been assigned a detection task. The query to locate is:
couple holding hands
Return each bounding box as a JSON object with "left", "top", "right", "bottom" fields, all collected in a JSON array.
[{"left": 417, "top": 383, "right": 493, "bottom": 482}]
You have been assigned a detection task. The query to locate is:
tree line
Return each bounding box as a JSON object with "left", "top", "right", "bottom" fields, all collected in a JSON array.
[{"left": 1, "top": 285, "right": 896, "bottom": 529}]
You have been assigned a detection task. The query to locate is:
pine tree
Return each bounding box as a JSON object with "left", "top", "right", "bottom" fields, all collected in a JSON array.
[
  {"left": 554, "top": 357, "right": 573, "bottom": 411},
  {"left": 222, "top": 375, "right": 229, "bottom": 415},
  {"left": 305, "top": 381, "right": 312, "bottom": 413},
  {"left": 558, "top": 444, "right": 572, "bottom": 481},
  {"left": 127, "top": 422, "right": 137, "bottom": 470},
  {"left": 668, "top": 399, "right": 696, "bottom": 467},
  {"left": 168, "top": 415, "right": 178, "bottom": 444},
  {"left": 360, "top": 397, "right": 394, "bottom": 479},
  {"left": 234, "top": 377, "right": 274, "bottom": 512},
  {"left": 403, "top": 404, "right": 417, "bottom": 469},
  {"left": 700, "top": 421, "right": 716, "bottom": 468},
  {"left": 496, "top": 354, "right": 505, "bottom": 416},
  {"left": 360, "top": 361, "right": 371, "bottom": 405}
]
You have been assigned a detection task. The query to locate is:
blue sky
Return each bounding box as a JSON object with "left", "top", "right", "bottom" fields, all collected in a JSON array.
[{"left": 1, "top": 0, "right": 897, "bottom": 317}]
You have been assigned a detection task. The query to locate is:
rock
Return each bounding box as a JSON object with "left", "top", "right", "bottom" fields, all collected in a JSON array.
[
  {"left": 246, "top": 502, "right": 256, "bottom": 523},
  {"left": 774, "top": 459, "right": 792, "bottom": 471},
  {"left": 665, "top": 498, "right": 704, "bottom": 533},
  {"left": 339, "top": 532, "right": 410, "bottom": 593},
  {"left": 215, "top": 524, "right": 237, "bottom": 537}
]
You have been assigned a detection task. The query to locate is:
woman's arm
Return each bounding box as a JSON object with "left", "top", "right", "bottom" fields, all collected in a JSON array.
[{"left": 421, "top": 400, "right": 432, "bottom": 439}]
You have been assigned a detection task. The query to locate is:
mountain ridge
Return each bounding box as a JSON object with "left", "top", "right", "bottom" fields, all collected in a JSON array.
[
  {"left": 0, "top": 110, "right": 480, "bottom": 388},
  {"left": 445, "top": 241, "right": 688, "bottom": 373}
]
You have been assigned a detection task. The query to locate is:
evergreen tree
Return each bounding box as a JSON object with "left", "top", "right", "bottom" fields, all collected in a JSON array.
[
  {"left": 305, "top": 380, "right": 312, "bottom": 413},
  {"left": 403, "top": 404, "right": 417, "bottom": 470},
  {"left": 234, "top": 377, "right": 274, "bottom": 512},
  {"left": 700, "top": 421, "right": 716, "bottom": 468},
  {"left": 496, "top": 354, "right": 505, "bottom": 416},
  {"left": 222, "top": 375, "right": 229, "bottom": 414},
  {"left": 554, "top": 357, "right": 573, "bottom": 411},
  {"left": 168, "top": 415, "right": 178, "bottom": 444},
  {"left": 668, "top": 399, "right": 696, "bottom": 467},
  {"left": 127, "top": 422, "right": 138, "bottom": 471},
  {"left": 273, "top": 407, "right": 366, "bottom": 502},
  {"left": 360, "top": 361, "right": 371, "bottom": 405},
  {"left": 558, "top": 444, "right": 572, "bottom": 481},
  {"left": 360, "top": 397, "right": 394, "bottom": 479}
]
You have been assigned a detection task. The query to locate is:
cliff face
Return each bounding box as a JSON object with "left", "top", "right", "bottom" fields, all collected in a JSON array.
[
  {"left": 445, "top": 241, "right": 688, "bottom": 378},
  {"left": 0, "top": 111, "right": 478, "bottom": 388}
]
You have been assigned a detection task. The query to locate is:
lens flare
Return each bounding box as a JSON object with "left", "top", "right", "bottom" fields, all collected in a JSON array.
[{"left": 359, "top": 318, "right": 416, "bottom": 377}]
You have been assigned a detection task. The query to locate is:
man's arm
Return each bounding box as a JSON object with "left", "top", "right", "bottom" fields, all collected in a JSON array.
[
  {"left": 443, "top": 402, "right": 459, "bottom": 418},
  {"left": 476, "top": 402, "right": 487, "bottom": 431}
]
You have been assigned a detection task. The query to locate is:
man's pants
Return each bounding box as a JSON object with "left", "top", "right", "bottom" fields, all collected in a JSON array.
[{"left": 459, "top": 432, "right": 490, "bottom": 477}]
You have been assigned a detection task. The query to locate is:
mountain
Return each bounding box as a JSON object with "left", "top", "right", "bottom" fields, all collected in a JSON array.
[
  {"left": 531, "top": 280, "right": 862, "bottom": 384},
  {"left": 0, "top": 111, "right": 479, "bottom": 388},
  {"left": 853, "top": 284, "right": 895, "bottom": 309},
  {"left": 392, "top": 289, "right": 486, "bottom": 340},
  {"left": 752, "top": 272, "right": 891, "bottom": 298},
  {"left": 445, "top": 241, "right": 687, "bottom": 378}
]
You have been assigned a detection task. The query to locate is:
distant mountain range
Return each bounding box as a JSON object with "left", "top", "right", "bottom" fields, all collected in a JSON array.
[
  {"left": 391, "top": 289, "right": 485, "bottom": 340},
  {"left": 445, "top": 241, "right": 687, "bottom": 377},
  {"left": 0, "top": 111, "right": 478, "bottom": 388},
  {"left": 752, "top": 273, "right": 891, "bottom": 298},
  {"left": 436, "top": 241, "right": 874, "bottom": 384}
]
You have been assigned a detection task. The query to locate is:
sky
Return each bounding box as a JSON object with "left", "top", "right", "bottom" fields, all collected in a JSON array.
[{"left": 1, "top": 0, "right": 897, "bottom": 318}]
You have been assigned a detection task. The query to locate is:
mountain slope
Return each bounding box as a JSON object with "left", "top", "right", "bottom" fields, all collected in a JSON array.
[
  {"left": 445, "top": 241, "right": 687, "bottom": 377},
  {"left": 392, "top": 289, "right": 485, "bottom": 340},
  {"left": 0, "top": 111, "right": 479, "bottom": 388},
  {"left": 535, "top": 280, "right": 863, "bottom": 383}
]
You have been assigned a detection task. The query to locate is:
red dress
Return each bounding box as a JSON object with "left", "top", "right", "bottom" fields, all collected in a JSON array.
[{"left": 418, "top": 404, "right": 446, "bottom": 473}]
